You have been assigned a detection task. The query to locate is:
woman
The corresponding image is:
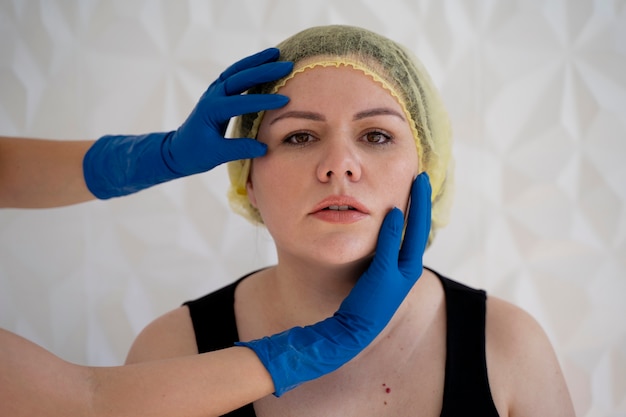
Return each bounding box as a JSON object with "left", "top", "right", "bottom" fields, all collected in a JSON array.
[
  {"left": 125, "top": 25, "right": 575, "bottom": 416},
  {"left": 0, "top": 45, "right": 431, "bottom": 416}
]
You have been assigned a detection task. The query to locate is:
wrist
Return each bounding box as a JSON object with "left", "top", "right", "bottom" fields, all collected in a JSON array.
[{"left": 83, "top": 132, "right": 176, "bottom": 199}]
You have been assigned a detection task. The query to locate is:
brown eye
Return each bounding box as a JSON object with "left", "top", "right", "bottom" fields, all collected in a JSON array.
[
  {"left": 284, "top": 132, "right": 316, "bottom": 145},
  {"left": 363, "top": 131, "right": 392, "bottom": 145}
]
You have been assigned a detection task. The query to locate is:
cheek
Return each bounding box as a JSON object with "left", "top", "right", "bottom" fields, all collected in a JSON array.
[
  {"left": 246, "top": 158, "right": 298, "bottom": 215},
  {"left": 246, "top": 159, "right": 278, "bottom": 211},
  {"left": 385, "top": 151, "right": 419, "bottom": 209}
]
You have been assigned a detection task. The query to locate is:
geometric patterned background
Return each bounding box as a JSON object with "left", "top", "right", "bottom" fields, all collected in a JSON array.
[{"left": 0, "top": 1, "right": 624, "bottom": 415}]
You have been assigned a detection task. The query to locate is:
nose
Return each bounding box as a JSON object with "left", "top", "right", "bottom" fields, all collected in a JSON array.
[{"left": 316, "top": 139, "right": 361, "bottom": 183}]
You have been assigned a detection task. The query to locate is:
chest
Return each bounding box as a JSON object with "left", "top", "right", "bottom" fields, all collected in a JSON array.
[
  {"left": 252, "top": 314, "right": 447, "bottom": 417},
  {"left": 233, "top": 270, "right": 449, "bottom": 416}
]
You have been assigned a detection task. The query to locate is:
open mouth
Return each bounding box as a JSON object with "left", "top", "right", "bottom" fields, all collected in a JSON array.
[
  {"left": 324, "top": 205, "right": 356, "bottom": 211},
  {"left": 310, "top": 198, "right": 368, "bottom": 223}
]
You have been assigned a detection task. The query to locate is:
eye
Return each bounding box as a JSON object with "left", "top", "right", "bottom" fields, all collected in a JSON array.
[
  {"left": 283, "top": 131, "right": 317, "bottom": 146},
  {"left": 361, "top": 130, "right": 393, "bottom": 145}
]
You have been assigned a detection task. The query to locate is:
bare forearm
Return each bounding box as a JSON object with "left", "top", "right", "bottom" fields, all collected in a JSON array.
[
  {"left": 91, "top": 347, "right": 274, "bottom": 417},
  {"left": 0, "top": 328, "right": 274, "bottom": 417},
  {"left": 0, "top": 137, "right": 96, "bottom": 208},
  {"left": 0, "top": 328, "right": 92, "bottom": 416}
]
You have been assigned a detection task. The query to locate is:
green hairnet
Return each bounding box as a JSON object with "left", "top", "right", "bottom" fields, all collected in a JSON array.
[{"left": 227, "top": 25, "right": 454, "bottom": 245}]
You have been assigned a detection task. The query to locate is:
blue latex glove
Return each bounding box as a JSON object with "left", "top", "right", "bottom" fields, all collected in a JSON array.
[
  {"left": 83, "top": 48, "right": 292, "bottom": 199},
  {"left": 237, "top": 172, "right": 432, "bottom": 396}
]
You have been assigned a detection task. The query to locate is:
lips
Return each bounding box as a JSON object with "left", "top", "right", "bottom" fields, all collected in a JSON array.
[
  {"left": 311, "top": 196, "right": 369, "bottom": 214},
  {"left": 309, "top": 196, "right": 369, "bottom": 223}
]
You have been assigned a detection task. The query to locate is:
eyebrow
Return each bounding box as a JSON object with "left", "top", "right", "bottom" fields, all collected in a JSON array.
[
  {"left": 268, "top": 107, "right": 406, "bottom": 125},
  {"left": 353, "top": 107, "right": 405, "bottom": 121},
  {"left": 269, "top": 111, "right": 326, "bottom": 125}
]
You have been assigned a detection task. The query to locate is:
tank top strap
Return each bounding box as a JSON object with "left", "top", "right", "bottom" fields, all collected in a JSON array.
[
  {"left": 184, "top": 274, "right": 258, "bottom": 417},
  {"left": 436, "top": 272, "right": 499, "bottom": 416}
]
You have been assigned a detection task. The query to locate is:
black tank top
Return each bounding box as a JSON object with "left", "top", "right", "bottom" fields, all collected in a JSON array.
[{"left": 184, "top": 268, "right": 500, "bottom": 416}]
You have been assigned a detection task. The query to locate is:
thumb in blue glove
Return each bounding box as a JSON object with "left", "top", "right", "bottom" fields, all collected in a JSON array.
[
  {"left": 236, "top": 172, "right": 432, "bottom": 396},
  {"left": 84, "top": 47, "right": 293, "bottom": 199}
]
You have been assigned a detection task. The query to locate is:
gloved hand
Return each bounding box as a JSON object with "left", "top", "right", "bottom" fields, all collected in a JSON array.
[
  {"left": 83, "top": 48, "right": 292, "bottom": 199},
  {"left": 237, "top": 172, "right": 432, "bottom": 396}
]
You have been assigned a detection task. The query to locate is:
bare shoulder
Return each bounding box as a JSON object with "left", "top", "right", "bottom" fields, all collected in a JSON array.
[
  {"left": 125, "top": 306, "right": 198, "bottom": 364},
  {"left": 485, "top": 296, "right": 576, "bottom": 417}
]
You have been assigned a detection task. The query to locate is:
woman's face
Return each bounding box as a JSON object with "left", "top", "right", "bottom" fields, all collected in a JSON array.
[{"left": 247, "top": 65, "right": 419, "bottom": 267}]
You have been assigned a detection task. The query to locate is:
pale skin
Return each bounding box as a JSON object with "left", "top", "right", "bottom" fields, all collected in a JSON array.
[
  {"left": 0, "top": 329, "right": 275, "bottom": 417},
  {"left": 125, "top": 66, "right": 576, "bottom": 416},
  {"left": 0, "top": 137, "right": 96, "bottom": 207}
]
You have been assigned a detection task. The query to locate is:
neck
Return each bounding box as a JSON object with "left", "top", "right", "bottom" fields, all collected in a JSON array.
[
  {"left": 267, "top": 252, "right": 372, "bottom": 328},
  {"left": 245, "top": 261, "right": 441, "bottom": 359}
]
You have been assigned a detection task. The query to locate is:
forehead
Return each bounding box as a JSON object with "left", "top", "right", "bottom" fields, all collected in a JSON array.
[{"left": 276, "top": 64, "right": 403, "bottom": 110}]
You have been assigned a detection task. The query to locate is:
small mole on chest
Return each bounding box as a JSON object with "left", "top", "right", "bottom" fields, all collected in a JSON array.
[{"left": 381, "top": 383, "right": 392, "bottom": 405}]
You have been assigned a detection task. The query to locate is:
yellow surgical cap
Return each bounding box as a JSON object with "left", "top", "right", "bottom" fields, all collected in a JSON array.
[{"left": 227, "top": 25, "right": 454, "bottom": 245}]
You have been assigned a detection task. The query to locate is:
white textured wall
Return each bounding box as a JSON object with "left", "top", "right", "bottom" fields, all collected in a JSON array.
[{"left": 1, "top": 1, "right": 625, "bottom": 416}]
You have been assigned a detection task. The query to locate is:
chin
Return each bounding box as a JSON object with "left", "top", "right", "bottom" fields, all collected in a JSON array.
[
  {"left": 274, "top": 227, "right": 379, "bottom": 268},
  {"left": 308, "top": 241, "right": 376, "bottom": 268}
]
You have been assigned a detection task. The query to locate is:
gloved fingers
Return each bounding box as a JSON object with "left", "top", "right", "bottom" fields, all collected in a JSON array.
[
  {"left": 214, "top": 137, "right": 268, "bottom": 162},
  {"left": 336, "top": 206, "right": 411, "bottom": 334},
  {"left": 223, "top": 61, "right": 294, "bottom": 95},
  {"left": 209, "top": 94, "right": 290, "bottom": 122},
  {"left": 218, "top": 47, "right": 281, "bottom": 81},
  {"left": 370, "top": 207, "right": 404, "bottom": 272},
  {"left": 398, "top": 172, "right": 432, "bottom": 276},
  {"left": 338, "top": 207, "right": 404, "bottom": 314}
]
